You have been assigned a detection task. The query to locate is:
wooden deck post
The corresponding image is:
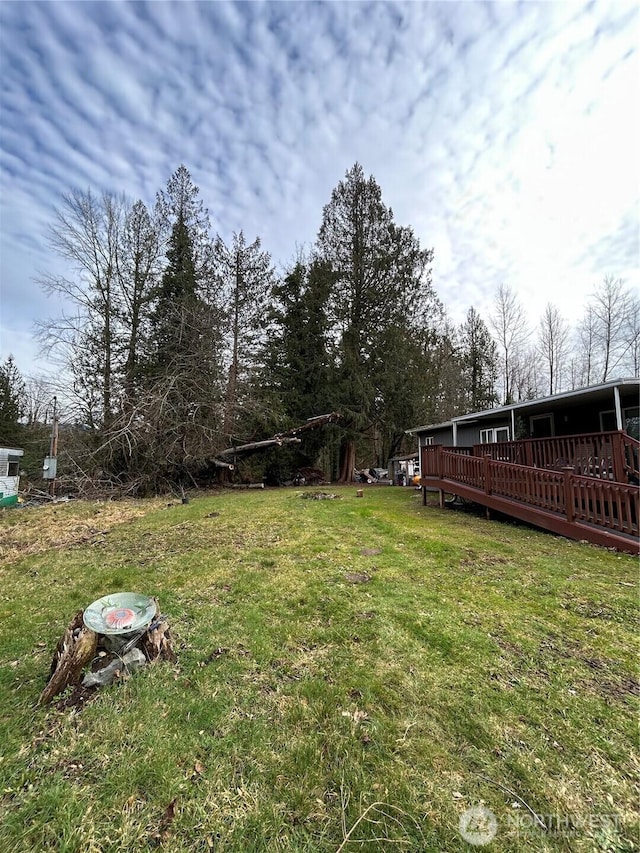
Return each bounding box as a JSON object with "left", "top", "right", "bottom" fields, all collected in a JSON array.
[
  {"left": 611, "top": 433, "right": 625, "bottom": 483},
  {"left": 563, "top": 466, "right": 575, "bottom": 523},
  {"left": 435, "top": 444, "right": 443, "bottom": 477},
  {"left": 484, "top": 455, "right": 492, "bottom": 496}
]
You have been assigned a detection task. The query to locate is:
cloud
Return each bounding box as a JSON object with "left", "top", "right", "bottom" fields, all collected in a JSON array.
[{"left": 1, "top": 0, "right": 638, "bottom": 376}]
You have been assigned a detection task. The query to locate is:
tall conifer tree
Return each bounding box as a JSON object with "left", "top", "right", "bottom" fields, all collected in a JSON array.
[{"left": 316, "top": 163, "right": 434, "bottom": 479}]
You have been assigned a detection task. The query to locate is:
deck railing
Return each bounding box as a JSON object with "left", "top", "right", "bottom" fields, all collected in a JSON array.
[
  {"left": 421, "top": 444, "right": 473, "bottom": 476},
  {"left": 470, "top": 431, "right": 639, "bottom": 484},
  {"left": 489, "top": 460, "right": 567, "bottom": 514},
  {"left": 420, "top": 441, "right": 639, "bottom": 542}
]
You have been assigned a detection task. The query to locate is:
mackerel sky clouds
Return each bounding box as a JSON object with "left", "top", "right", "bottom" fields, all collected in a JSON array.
[{"left": 1, "top": 0, "right": 638, "bottom": 376}]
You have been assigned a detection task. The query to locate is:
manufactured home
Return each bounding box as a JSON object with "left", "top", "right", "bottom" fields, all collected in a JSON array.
[
  {"left": 408, "top": 378, "right": 639, "bottom": 449},
  {"left": 407, "top": 379, "right": 639, "bottom": 553}
]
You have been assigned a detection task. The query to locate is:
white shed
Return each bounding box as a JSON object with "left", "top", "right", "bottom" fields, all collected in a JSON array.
[{"left": 0, "top": 447, "right": 24, "bottom": 506}]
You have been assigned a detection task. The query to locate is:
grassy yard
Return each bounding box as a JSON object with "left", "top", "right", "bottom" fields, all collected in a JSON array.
[{"left": 0, "top": 486, "right": 637, "bottom": 852}]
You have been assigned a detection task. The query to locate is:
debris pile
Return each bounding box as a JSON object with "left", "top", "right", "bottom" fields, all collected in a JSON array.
[
  {"left": 300, "top": 491, "right": 341, "bottom": 500},
  {"left": 291, "top": 467, "right": 329, "bottom": 486}
]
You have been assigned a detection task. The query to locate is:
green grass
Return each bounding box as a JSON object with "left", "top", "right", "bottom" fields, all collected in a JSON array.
[{"left": 0, "top": 487, "right": 637, "bottom": 852}]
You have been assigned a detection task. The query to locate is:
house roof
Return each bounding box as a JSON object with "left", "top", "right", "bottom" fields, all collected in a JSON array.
[
  {"left": 407, "top": 377, "right": 640, "bottom": 435},
  {"left": 406, "top": 419, "right": 453, "bottom": 435},
  {"left": 387, "top": 452, "right": 419, "bottom": 463}
]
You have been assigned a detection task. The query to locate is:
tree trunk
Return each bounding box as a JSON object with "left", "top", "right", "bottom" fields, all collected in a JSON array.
[
  {"left": 38, "top": 611, "right": 98, "bottom": 706},
  {"left": 337, "top": 440, "right": 356, "bottom": 483}
]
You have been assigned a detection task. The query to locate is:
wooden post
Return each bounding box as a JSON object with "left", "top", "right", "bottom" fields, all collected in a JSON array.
[
  {"left": 563, "top": 466, "right": 575, "bottom": 523},
  {"left": 611, "top": 433, "right": 625, "bottom": 483},
  {"left": 436, "top": 444, "right": 443, "bottom": 478},
  {"left": 484, "top": 455, "right": 492, "bottom": 496},
  {"left": 49, "top": 396, "right": 58, "bottom": 498}
]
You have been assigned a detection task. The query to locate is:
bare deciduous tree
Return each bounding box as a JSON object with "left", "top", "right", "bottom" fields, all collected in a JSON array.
[
  {"left": 118, "top": 199, "right": 165, "bottom": 398},
  {"left": 537, "top": 303, "right": 570, "bottom": 395},
  {"left": 490, "top": 283, "right": 531, "bottom": 404},
  {"left": 575, "top": 276, "right": 637, "bottom": 384},
  {"left": 23, "top": 375, "right": 53, "bottom": 426},
  {"left": 215, "top": 231, "right": 276, "bottom": 440},
  {"left": 591, "top": 275, "right": 632, "bottom": 381},
  {"left": 623, "top": 293, "right": 639, "bottom": 377},
  {"left": 37, "top": 190, "right": 127, "bottom": 428},
  {"left": 575, "top": 309, "right": 599, "bottom": 387}
]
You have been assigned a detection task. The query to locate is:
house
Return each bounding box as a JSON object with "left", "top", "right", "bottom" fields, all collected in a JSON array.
[
  {"left": 0, "top": 446, "right": 24, "bottom": 507},
  {"left": 407, "top": 378, "right": 639, "bottom": 449},
  {"left": 406, "top": 379, "right": 639, "bottom": 553}
]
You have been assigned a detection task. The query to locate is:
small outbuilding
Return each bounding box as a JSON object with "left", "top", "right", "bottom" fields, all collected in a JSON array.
[
  {"left": 0, "top": 446, "right": 24, "bottom": 507},
  {"left": 387, "top": 453, "right": 420, "bottom": 486}
]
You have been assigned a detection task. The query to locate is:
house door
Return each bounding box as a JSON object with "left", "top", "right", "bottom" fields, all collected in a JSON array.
[{"left": 530, "top": 413, "right": 554, "bottom": 438}]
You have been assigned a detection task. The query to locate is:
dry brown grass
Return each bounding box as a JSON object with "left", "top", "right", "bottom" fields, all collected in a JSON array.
[{"left": 0, "top": 497, "right": 167, "bottom": 565}]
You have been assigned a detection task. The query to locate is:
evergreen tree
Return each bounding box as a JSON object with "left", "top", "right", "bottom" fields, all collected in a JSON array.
[
  {"left": 215, "top": 231, "right": 276, "bottom": 440},
  {"left": 149, "top": 212, "right": 199, "bottom": 372},
  {"left": 0, "top": 355, "right": 25, "bottom": 445},
  {"left": 258, "top": 258, "right": 335, "bottom": 464},
  {"left": 159, "top": 165, "right": 214, "bottom": 280},
  {"left": 458, "top": 307, "right": 498, "bottom": 411},
  {"left": 316, "top": 163, "right": 434, "bottom": 480}
]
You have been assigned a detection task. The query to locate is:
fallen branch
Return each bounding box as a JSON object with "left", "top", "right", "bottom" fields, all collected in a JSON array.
[
  {"left": 219, "top": 412, "right": 341, "bottom": 458},
  {"left": 478, "top": 774, "right": 547, "bottom": 831},
  {"left": 231, "top": 482, "right": 265, "bottom": 489},
  {"left": 219, "top": 437, "right": 301, "bottom": 457}
]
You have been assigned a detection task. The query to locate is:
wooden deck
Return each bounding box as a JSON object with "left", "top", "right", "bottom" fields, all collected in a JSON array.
[{"left": 420, "top": 432, "right": 640, "bottom": 554}]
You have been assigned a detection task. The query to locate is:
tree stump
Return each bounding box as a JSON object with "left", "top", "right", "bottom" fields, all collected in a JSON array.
[
  {"left": 140, "top": 607, "right": 177, "bottom": 664},
  {"left": 38, "top": 612, "right": 98, "bottom": 706},
  {"left": 38, "top": 599, "right": 176, "bottom": 706}
]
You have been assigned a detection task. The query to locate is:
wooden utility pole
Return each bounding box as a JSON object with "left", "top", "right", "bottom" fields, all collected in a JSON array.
[{"left": 49, "top": 396, "right": 58, "bottom": 497}]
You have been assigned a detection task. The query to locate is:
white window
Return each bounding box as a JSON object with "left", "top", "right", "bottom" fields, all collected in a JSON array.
[
  {"left": 600, "top": 407, "right": 640, "bottom": 437},
  {"left": 422, "top": 436, "right": 434, "bottom": 446},
  {"left": 480, "top": 427, "right": 510, "bottom": 444}
]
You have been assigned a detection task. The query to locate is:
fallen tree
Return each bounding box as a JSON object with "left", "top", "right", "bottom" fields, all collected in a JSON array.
[
  {"left": 218, "top": 413, "right": 341, "bottom": 459},
  {"left": 36, "top": 412, "right": 341, "bottom": 497}
]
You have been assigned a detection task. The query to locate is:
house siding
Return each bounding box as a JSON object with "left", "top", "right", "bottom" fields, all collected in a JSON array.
[{"left": 409, "top": 380, "right": 640, "bottom": 447}]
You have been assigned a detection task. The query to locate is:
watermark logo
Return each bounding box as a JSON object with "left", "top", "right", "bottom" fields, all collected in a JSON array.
[{"left": 459, "top": 805, "right": 498, "bottom": 846}]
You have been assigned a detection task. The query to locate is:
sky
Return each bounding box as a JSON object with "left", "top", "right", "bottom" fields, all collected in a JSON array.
[{"left": 1, "top": 0, "right": 638, "bottom": 380}]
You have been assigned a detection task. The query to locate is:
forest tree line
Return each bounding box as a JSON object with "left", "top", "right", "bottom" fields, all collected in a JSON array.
[{"left": 1, "top": 163, "right": 638, "bottom": 491}]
